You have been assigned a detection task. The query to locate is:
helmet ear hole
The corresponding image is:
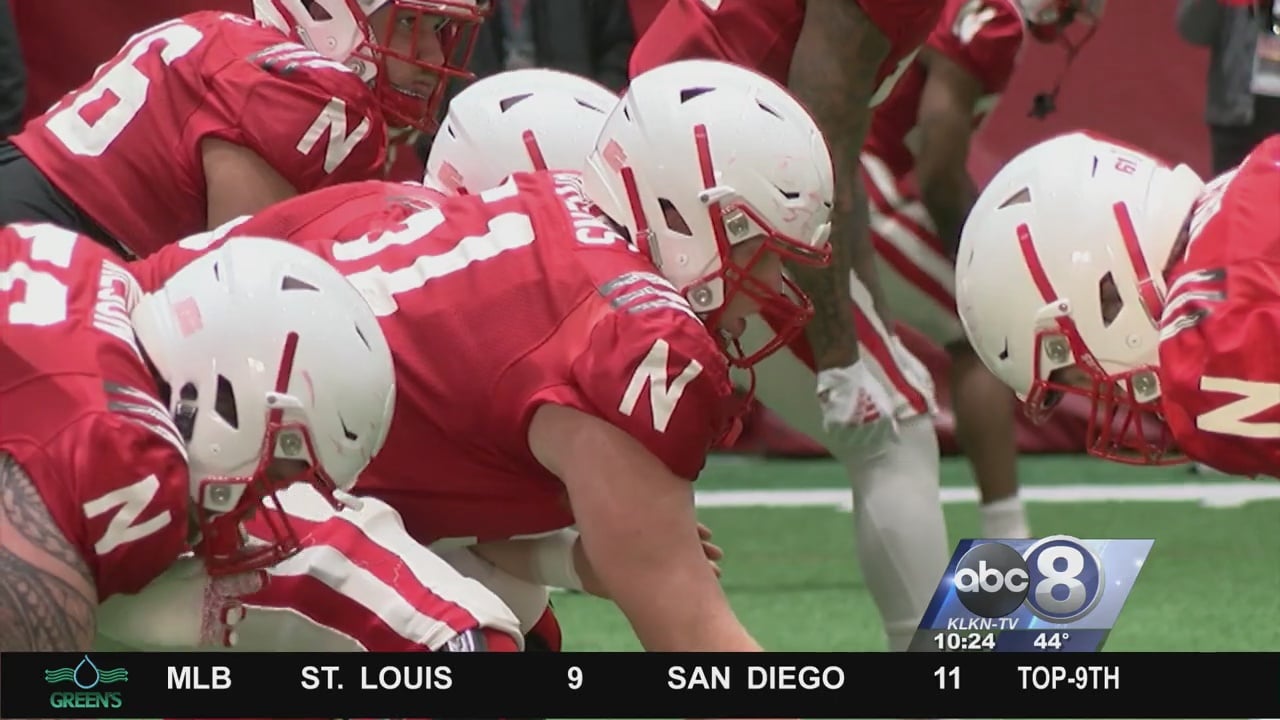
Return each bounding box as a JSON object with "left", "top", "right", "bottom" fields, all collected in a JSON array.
[
  {"left": 659, "top": 198, "right": 691, "bottom": 236},
  {"left": 176, "top": 383, "right": 200, "bottom": 442},
  {"left": 215, "top": 375, "right": 240, "bottom": 430},
  {"left": 1098, "top": 272, "right": 1123, "bottom": 327},
  {"left": 304, "top": 1, "right": 334, "bottom": 21}
]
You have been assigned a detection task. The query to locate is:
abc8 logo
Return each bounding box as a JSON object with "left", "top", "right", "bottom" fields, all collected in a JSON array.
[{"left": 952, "top": 535, "right": 1104, "bottom": 622}]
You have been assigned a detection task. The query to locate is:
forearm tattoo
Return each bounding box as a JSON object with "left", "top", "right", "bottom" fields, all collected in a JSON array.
[{"left": 786, "top": 2, "right": 893, "bottom": 368}]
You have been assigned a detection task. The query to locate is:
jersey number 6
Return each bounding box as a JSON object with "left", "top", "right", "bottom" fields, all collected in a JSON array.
[{"left": 46, "top": 21, "right": 204, "bottom": 158}]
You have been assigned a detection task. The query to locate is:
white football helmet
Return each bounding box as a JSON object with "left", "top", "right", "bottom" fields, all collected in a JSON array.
[
  {"left": 252, "top": 0, "right": 487, "bottom": 131},
  {"left": 424, "top": 68, "right": 617, "bottom": 195},
  {"left": 132, "top": 237, "right": 397, "bottom": 574},
  {"left": 955, "top": 131, "right": 1203, "bottom": 464},
  {"left": 582, "top": 59, "right": 834, "bottom": 367}
]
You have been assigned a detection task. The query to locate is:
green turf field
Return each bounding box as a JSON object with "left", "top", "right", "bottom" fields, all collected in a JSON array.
[{"left": 552, "top": 454, "right": 1280, "bottom": 652}]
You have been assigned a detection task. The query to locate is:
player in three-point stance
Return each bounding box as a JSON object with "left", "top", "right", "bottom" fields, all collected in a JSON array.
[
  {"left": 957, "top": 130, "right": 1280, "bottom": 478},
  {"left": 860, "top": 0, "right": 1101, "bottom": 538},
  {"left": 629, "top": 0, "right": 951, "bottom": 651},
  {"left": 0, "top": 0, "right": 485, "bottom": 259},
  {"left": 0, "top": 224, "right": 396, "bottom": 651}
]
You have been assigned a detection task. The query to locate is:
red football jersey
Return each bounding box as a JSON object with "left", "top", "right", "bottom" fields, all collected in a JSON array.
[
  {"left": 865, "top": 0, "right": 1025, "bottom": 177},
  {"left": 628, "top": 0, "right": 944, "bottom": 107},
  {"left": 136, "top": 173, "right": 733, "bottom": 543},
  {"left": 12, "top": 12, "right": 387, "bottom": 259},
  {"left": 0, "top": 223, "right": 190, "bottom": 600},
  {"left": 1158, "top": 137, "right": 1280, "bottom": 478}
]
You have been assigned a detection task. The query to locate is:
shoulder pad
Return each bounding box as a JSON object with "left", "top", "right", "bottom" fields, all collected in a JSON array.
[
  {"left": 247, "top": 41, "right": 357, "bottom": 78},
  {"left": 598, "top": 271, "right": 700, "bottom": 321}
]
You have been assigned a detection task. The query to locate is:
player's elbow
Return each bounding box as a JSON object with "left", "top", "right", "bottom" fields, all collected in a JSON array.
[{"left": 201, "top": 138, "right": 299, "bottom": 229}]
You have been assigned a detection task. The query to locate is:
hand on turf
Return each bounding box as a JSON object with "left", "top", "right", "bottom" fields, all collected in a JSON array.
[{"left": 816, "top": 360, "right": 898, "bottom": 451}]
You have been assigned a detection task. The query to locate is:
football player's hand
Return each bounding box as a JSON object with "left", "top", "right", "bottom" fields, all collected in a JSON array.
[
  {"left": 698, "top": 522, "right": 724, "bottom": 578},
  {"left": 96, "top": 555, "right": 266, "bottom": 648},
  {"left": 816, "top": 360, "right": 899, "bottom": 450}
]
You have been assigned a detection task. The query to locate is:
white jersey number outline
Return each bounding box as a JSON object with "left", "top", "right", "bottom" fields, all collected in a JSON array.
[
  {"left": 46, "top": 20, "right": 204, "bottom": 157},
  {"left": 0, "top": 224, "right": 81, "bottom": 326},
  {"left": 333, "top": 181, "right": 537, "bottom": 317}
]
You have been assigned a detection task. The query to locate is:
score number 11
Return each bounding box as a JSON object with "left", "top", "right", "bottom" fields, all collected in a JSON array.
[{"left": 935, "top": 666, "right": 959, "bottom": 690}]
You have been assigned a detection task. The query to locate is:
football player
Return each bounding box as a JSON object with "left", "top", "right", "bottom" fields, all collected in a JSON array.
[
  {"left": 0, "top": 225, "right": 397, "bottom": 651},
  {"left": 109, "top": 70, "right": 628, "bottom": 656},
  {"left": 630, "top": 0, "right": 945, "bottom": 442},
  {"left": 0, "top": 0, "right": 485, "bottom": 259},
  {"left": 863, "top": 0, "right": 1102, "bottom": 538},
  {"left": 416, "top": 66, "right": 943, "bottom": 651},
  {"left": 135, "top": 59, "right": 835, "bottom": 652},
  {"left": 953, "top": 131, "right": 1280, "bottom": 475},
  {"left": 629, "top": 0, "right": 951, "bottom": 651}
]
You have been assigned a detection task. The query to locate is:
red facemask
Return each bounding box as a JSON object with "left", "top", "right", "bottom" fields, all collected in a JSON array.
[
  {"left": 1015, "top": 214, "right": 1185, "bottom": 466},
  {"left": 192, "top": 333, "right": 351, "bottom": 575},
  {"left": 355, "top": 0, "right": 489, "bottom": 134},
  {"left": 617, "top": 123, "right": 832, "bottom": 371}
]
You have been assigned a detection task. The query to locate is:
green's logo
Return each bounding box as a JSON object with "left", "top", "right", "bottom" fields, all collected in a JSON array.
[{"left": 45, "top": 655, "right": 126, "bottom": 709}]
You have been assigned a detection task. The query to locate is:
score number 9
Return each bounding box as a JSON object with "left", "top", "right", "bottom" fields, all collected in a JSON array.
[{"left": 567, "top": 665, "right": 583, "bottom": 690}]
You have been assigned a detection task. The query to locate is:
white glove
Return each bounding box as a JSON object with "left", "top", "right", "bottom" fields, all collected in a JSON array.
[
  {"left": 816, "top": 360, "right": 899, "bottom": 450},
  {"left": 96, "top": 555, "right": 265, "bottom": 649}
]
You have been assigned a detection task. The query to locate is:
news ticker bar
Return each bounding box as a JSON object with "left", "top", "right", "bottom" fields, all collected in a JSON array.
[{"left": 3, "top": 652, "right": 1277, "bottom": 718}]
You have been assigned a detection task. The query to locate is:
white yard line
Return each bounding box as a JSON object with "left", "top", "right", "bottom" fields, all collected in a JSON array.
[{"left": 694, "top": 482, "right": 1280, "bottom": 510}]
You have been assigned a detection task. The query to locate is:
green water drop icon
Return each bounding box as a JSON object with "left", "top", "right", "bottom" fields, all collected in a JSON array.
[{"left": 73, "top": 655, "right": 100, "bottom": 689}]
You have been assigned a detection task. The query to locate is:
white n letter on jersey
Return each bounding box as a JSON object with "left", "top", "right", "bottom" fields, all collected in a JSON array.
[
  {"left": 619, "top": 339, "right": 704, "bottom": 432},
  {"left": 1195, "top": 376, "right": 1280, "bottom": 439},
  {"left": 83, "top": 474, "right": 173, "bottom": 555},
  {"left": 297, "top": 98, "right": 372, "bottom": 173}
]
